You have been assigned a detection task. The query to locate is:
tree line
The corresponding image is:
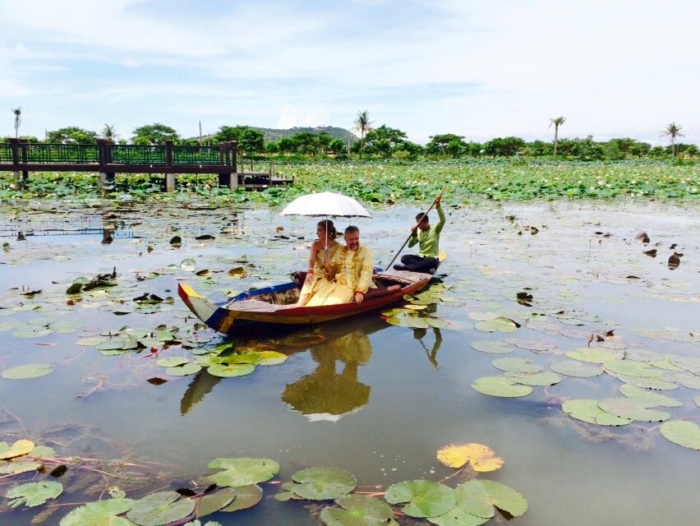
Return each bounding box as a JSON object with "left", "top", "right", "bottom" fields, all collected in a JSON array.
[{"left": 3, "top": 109, "right": 696, "bottom": 161}]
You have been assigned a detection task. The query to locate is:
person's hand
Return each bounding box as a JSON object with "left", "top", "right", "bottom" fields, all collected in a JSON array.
[
  {"left": 354, "top": 292, "right": 364, "bottom": 304},
  {"left": 411, "top": 225, "right": 418, "bottom": 235},
  {"left": 435, "top": 194, "right": 442, "bottom": 207}
]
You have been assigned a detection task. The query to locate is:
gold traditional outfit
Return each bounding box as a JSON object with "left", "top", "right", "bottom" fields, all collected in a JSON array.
[
  {"left": 305, "top": 246, "right": 373, "bottom": 306},
  {"left": 298, "top": 243, "right": 341, "bottom": 305}
]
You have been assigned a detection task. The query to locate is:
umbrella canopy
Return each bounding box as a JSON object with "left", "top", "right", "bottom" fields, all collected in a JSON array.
[{"left": 280, "top": 192, "right": 371, "bottom": 218}]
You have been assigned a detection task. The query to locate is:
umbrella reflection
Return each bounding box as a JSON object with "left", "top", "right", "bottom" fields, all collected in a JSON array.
[{"left": 282, "top": 330, "right": 372, "bottom": 422}]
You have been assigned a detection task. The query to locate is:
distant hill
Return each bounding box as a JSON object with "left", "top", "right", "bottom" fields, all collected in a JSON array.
[{"left": 252, "top": 126, "right": 358, "bottom": 144}]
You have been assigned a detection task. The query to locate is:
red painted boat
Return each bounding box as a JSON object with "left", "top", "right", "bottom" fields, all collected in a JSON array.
[{"left": 178, "top": 270, "right": 431, "bottom": 336}]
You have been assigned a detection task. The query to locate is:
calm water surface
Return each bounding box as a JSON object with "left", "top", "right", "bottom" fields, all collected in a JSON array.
[{"left": 1, "top": 199, "right": 699, "bottom": 525}]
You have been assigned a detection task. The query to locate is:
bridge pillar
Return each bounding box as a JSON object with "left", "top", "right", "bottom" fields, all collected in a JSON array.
[{"left": 166, "top": 173, "right": 176, "bottom": 192}]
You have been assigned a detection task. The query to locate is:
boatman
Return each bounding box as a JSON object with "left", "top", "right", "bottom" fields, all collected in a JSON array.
[
  {"left": 394, "top": 194, "right": 445, "bottom": 274},
  {"left": 305, "top": 225, "right": 373, "bottom": 306}
]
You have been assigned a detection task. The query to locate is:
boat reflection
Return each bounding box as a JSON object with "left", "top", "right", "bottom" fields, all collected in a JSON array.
[{"left": 179, "top": 317, "right": 443, "bottom": 418}]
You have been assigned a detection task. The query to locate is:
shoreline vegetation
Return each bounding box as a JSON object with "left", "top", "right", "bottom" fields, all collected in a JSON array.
[{"left": 1, "top": 159, "right": 699, "bottom": 203}]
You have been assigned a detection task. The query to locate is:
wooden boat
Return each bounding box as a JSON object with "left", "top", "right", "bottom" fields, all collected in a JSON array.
[{"left": 178, "top": 270, "right": 432, "bottom": 336}]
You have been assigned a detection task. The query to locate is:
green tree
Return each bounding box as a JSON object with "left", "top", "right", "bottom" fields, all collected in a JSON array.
[
  {"left": 46, "top": 126, "right": 98, "bottom": 144},
  {"left": 328, "top": 138, "right": 346, "bottom": 155},
  {"left": 661, "top": 122, "right": 684, "bottom": 158},
  {"left": 426, "top": 134, "right": 467, "bottom": 157},
  {"left": 214, "top": 126, "right": 264, "bottom": 156},
  {"left": 100, "top": 124, "right": 118, "bottom": 141},
  {"left": 549, "top": 116, "right": 566, "bottom": 156},
  {"left": 277, "top": 136, "right": 296, "bottom": 154},
  {"left": 353, "top": 110, "right": 373, "bottom": 157},
  {"left": 363, "top": 125, "right": 409, "bottom": 157},
  {"left": 11, "top": 107, "right": 21, "bottom": 138},
  {"left": 132, "top": 123, "right": 180, "bottom": 145},
  {"left": 483, "top": 137, "right": 526, "bottom": 157}
]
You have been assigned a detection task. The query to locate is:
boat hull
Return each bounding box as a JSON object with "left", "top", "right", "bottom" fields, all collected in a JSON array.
[{"left": 178, "top": 271, "right": 431, "bottom": 336}]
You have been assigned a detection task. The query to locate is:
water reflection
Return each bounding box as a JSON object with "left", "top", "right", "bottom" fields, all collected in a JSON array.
[
  {"left": 413, "top": 326, "right": 443, "bottom": 369},
  {"left": 282, "top": 329, "right": 373, "bottom": 422}
]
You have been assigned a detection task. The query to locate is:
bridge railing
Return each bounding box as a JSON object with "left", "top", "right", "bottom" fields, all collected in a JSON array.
[
  {"left": 25, "top": 143, "right": 100, "bottom": 164},
  {"left": 0, "top": 142, "right": 11, "bottom": 163}
]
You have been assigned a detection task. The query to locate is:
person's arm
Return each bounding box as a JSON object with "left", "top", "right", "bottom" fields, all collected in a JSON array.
[
  {"left": 354, "top": 248, "right": 374, "bottom": 304},
  {"left": 434, "top": 201, "right": 446, "bottom": 235},
  {"left": 407, "top": 226, "right": 419, "bottom": 248}
]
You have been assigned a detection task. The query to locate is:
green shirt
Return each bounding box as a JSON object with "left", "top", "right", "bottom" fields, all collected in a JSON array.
[{"left": 408, "top": 205, "right": 445, "bottom": 258}]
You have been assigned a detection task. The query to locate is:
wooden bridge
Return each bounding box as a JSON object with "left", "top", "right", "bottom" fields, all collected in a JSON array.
[{"left": 0, "top": 138, "right": 293, "bottom": 191}]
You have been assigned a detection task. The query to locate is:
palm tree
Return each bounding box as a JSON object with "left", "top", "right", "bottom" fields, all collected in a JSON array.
[
  {"left": 661, "top": 122, "right": 684, "bottom": 158},
  {"left": 101, "top": 124, "right": 118, "bottom": 141},
  {"left": 12, "top": 107, "right": 22, "bottom": 138},
  {"left": 353, "top": 110, "right": 373, "bottom": 157},
  {"left": 549, "top": 116, "right": 566, "bottom": 156}
]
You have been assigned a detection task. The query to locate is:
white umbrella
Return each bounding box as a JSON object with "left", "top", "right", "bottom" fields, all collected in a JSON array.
[{"left": 280, "top": 192, "right": 372, "bottom": 218}]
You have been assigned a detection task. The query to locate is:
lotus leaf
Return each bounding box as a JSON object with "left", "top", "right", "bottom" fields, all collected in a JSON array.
[
  {"left": 208, "top": 458, "right": 280, "bottom": 487},
  {"left": 477, "top": 480, "right": 528, "bottom": 517},
  {"left": 473, "top": 318, "right": 518, "bottom": 333},
  {"left": 491, "top": 357, "right": 543, "bottom": 374},
  {"left": 428, "top": 507, "right": 490, "bottom": 526},
  {"left": 13, "top": 328, "right": 54, "bottom": 338},
  {"left": 648, "top": 357, "right": 684, "bottom": 372},
  {"left": 562, "top": 399, "right": 632, "bottom": 426},
  {"left": 77, "top": 336, "right": 109, "bottom": 346},
  {"left": 7, "top": 480, "right": 63, "bottom": 508},
  {"left": 256, "top": 351, "right": 288, "bottom": 365},
  {"left": 30, "top": 445, "right": 57, "bottom": 458},
  {"left": 671, "top": 356, "right": 700, "bottom": 375},
  {"left": 0, "top": 458, "right": 41, "bottom": 474},
  {"left": 0, "top": 439, "right": 34, "bottom": 459},
  {"left": 220, "top": 485, "right": 263, "bottom": 512},
  {"left": 166, "top": 363, "right": 202, "bottom": 377},
  {"left": 60, "top": 498, "right": 134, "bottom": 526},
  {"left": 597, "top": 398, "right": 670, "bottom": 422},
  {"left": 471, "top": 376, "right": 533, "bottom": 398},
  {"left": 504, "top": 338, "right": 557, "bottom": 352},
  {"left": 97, "top": 338, "right": 131, "bottom": 351},
  {"left": 565, "top": 348, "right": 619, "bottom": 363},
  {"left": 467, "top": 312, "right": 500, "bottom": 321},
  {"left": 426, "top": 318, "right": 449, "bottom": 329},
  {"left": 406, "top": 316, "right": 430, "bottom": 329},
  {"left": 470, "top": 341, "right": 513, "bottom": 354},
  {"left": 197, "top": 488, "right": 236, "bottom": 517},
  {"left": 290, "top": 466, "right": 356, "bottom": 500},
  {"left": 126, "top": 490, "right": 194, "bottom": 526},
  {"left": 624, "top": 349, "right": 663, "bottom": 362},
  {"left": 617, "top": 375, "right": 679, "bottom": 391},
  {"left": 227, "top": 351, "right": 262, "bottom": 365},
  {"left": 619, "top": 384, "right": 682, "bottom": 407},
  {"left": 452, "top": 480, "right": 495, "bottom": 519},
  {"left": 319, "top": 494, "right": 394, "bottom": 525},
  {"left": 659, "top": 421, "right": 700, "bottom": 451},
  {"left": 603, "top": 360, "right": 663, "bottom": 378},
  {"left": 550, "top": 360, "right": 602, "bottom": 377},
  {"left": 675, "top": 373, "right": 700, "bottom": 390},
  {"left": 207, "top": 363, "right": 256, "bottom": 378},
  {"left": 436, "top": 443, "right": 503, "bottom": 472},
  {"left": 2, "top": 363, "right": 53, "bottom": 380},
  {"left": 384, "top": 480, "right": 456, "bottom": 518},
  {"left": 506, "top": 371, "right": 562, "bottom": 386},
  {"left": 156, "top": 357, "right": 190, "bottom": 368}
]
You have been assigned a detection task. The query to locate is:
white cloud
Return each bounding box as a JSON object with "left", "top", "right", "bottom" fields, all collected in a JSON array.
[{"left": 276, "top": 106, "right": 332, "bottom": 129}]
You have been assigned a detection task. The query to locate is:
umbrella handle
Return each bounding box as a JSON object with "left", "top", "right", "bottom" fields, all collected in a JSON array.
[{"left": 386, "top": 189, "right": 445, "bottom": 270}]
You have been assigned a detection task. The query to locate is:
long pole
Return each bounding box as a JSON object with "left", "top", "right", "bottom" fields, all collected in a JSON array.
[{"left": 386, "top": 189, "right": 444, "bottom": 270}]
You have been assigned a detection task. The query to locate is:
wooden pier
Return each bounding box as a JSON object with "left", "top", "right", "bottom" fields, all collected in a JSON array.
[{"left": 0, "top": 139, "right": 293, "bottom": 191}]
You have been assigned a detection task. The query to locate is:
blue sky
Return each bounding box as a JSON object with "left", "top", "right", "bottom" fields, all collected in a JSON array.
[{"left": 1, "top": 0, "right": 698, "bottom": 146}]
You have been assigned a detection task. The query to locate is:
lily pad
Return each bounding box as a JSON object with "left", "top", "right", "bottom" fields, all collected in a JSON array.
[
  {"left": 385, "top": 480, "right": 456, "bottom": 518},
  {"left": 659, "top": 421, "right": 700, "bottom": 451},
  {"left": 290, "top": 466, "right": 356, "bottom": 500},
  {"left": 208, "top": 458, "right": 280, "bottom": 487},
  {"left": 127, "top": 491, "right": 194, "bottom": 526},
  {"left": 2, "top": 363, "right": 53, "bottom": 380},
  {"left": 603, "top": 360, "right": 663, "bottom": 378},
  {"left": 197, "top": 488, "right": 236, "bottom": 517},
  {"left": 505, "top": 371, "right": 562, "bottom": 386},
  {"left": 491, "top": 357, "right": 543, "bottom": 374},
  {"left": 619, "top": 384, "right": 682, "bottom": 407},
  {"left": 473, "top": 318, "right": 518, "bottom": 333},
  {"left": 256, "top": 351, "right": 288, "bottom": 365},
  {"left": 436, "top": 443, "right": 503, "bottom": 472},
  {"left": 550, "top": 360, "right": 602, "bottom": 378},
  {"left": 565, "top": 348, "right": 620, "bottom": 363},
  {"left": 471, "top": 376, "right": 533, "bottom": 398},
  {"left": 428, "top": 507, "right": 490, "bottom": 526},
  {"left": 597, "top": 398, "right": 671, "bottom": 422},
  {"left": 207, "top": 363, "right": 256, "bottom": 378},
  {"left": 7, "top": 481, "right": 63, "bottom": 508},
  {"left": 476, "top": 480, "right": 528, "bottom": 517},
  {"left": 0, "top": 439, "right": 35, "bottom": 459},
  {"left": 320, "top": 494, "right": 394, "bottom": 525},
  {"left": 504, "top": 338, "right": 557, "bottom": 353},
  {"left": 166, "top": 363, "right": 202, "bottom": 377},
  {"left": 562, "top": 399, "right": 632, "bottom": 426},
  {"left": 156, "top": 357, "right": 190, "bottom": 368},
  {"left": 470, "top": 341, "right": 513, "bottom": 354},
  {"left": 60, "top": 498, "right": 134, "bottom": 526},
  {"left": 220, "top": 485, "right": 264, "bottom": 512}
]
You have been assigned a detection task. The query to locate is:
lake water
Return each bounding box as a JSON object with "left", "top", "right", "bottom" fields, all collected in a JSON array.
[{"left": 1, "top": 199, "right": 700, "bottom": 525}]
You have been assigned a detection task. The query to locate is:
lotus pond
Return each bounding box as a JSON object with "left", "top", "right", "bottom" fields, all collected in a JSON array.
[{"left": 1, "top": 197, "right": 700, "bottom": 526}]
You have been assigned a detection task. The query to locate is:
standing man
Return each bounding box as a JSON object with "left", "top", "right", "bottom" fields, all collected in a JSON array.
[
  {"left": 306, "top": 225, "right": 374, "bottom": 306},
  {"left": 394, "top": 194, "right": 445, "bottom": 274}
]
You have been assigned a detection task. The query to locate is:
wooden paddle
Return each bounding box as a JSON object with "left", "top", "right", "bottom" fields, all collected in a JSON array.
[{"left": 386, "top": 190, "right": 445, "bottom": 270}]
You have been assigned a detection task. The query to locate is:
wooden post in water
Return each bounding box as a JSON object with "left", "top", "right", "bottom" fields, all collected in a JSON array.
[
  {"left": 9, "top": 138, "right": 20, "bottom": 187},
  {"left": 97, "top": 139, "right": 106, "bottom": 194},
  {"left": 165, "top": 141, "right": 175, "bottom": 192}
]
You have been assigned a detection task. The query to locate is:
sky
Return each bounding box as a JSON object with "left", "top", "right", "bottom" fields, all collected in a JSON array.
[{"left": 1, "top": 0, "right": 698, "bottom": 146}]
